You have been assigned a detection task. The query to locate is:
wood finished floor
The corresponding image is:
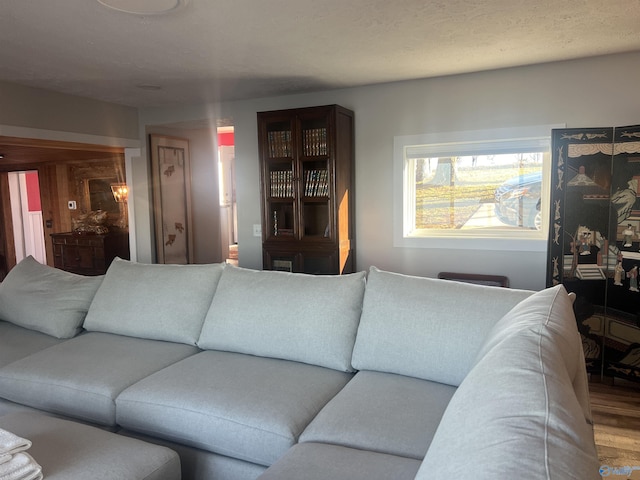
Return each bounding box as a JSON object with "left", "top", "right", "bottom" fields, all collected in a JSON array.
[{"left": 590, "top": 381, "right": 640, "bottom": 478}]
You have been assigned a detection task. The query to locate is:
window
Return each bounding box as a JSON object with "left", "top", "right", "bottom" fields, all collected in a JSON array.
[{"left": 393, "top": 125, "right": 563, "bottom": 251}]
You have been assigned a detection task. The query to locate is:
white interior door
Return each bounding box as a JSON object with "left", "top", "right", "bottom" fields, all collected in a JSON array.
[{"left": 8, "top": 171, "right": 46, "bottom": 264}]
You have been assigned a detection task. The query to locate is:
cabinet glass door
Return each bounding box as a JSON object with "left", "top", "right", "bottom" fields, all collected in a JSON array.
[
  {"left": 299, "top": 112, "right": 331, "bottom": 241},
  {"left": 263, "top": 116, "right": 296, "bottom": 240}
]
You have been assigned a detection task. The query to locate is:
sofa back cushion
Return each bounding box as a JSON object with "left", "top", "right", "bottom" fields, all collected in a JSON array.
[
  {"left": 197, "top": 266, "right": 367, "bottom": 371},
  {"left": 0, "top": 256, "right": 103, "bottom": 338},
  {"left": 83, "top": 258, "right": 224, "bottom": 345},
  {"left": 351, "top": 267, "right": 533, "bottom": 386},
  {"left": 416, "top": 285, "right": 600, "bottom": 479}
]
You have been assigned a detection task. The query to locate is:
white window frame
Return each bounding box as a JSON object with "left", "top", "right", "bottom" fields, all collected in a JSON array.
[{"left": 393, "top": 124, "right": 564, "bottom": 252}]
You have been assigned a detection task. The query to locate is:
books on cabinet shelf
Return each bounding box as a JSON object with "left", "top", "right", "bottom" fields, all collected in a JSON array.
[
  {"left": 269, "top": 169, "right": 329, "bottom": 197},
  {"left": 267, "top": 131, "right": 292, "bottom": 158},
  {"left": 267, "top": 128, "right": 327, "bottom": 158},
  {"left": 304, "top": 169, "right": 328, "bottom": 196},
  {"left": 303, "top": 128, "right": 327, "bottom": 156},
  {"left": 269, "top": 170, "right": 293, "bottom": 198}
]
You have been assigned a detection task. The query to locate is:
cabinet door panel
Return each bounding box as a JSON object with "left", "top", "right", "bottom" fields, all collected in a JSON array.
[{"left": 300, "top": 252, "right": 336, "bottom": 275}]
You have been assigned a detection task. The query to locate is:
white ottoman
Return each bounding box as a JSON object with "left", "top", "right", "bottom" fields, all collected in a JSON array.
[{"left": 0, "top": 412, "right": 180, "bottom": 480}]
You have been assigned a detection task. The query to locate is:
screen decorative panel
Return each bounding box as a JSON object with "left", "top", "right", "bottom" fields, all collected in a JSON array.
[{"left": 547, "top": 125, "right": 640, "bottom": 383}]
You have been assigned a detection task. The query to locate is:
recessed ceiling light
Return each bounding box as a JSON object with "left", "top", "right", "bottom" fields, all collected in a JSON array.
[
  {"left": 97, "top": 0, "right": 189, "bottom": 15},
  {"left": 0, "top": 155, "right": 4, "bottom": 159}
]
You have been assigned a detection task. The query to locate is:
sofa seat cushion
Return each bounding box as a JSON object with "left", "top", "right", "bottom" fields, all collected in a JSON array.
[
  {"left": 258, "top": 442, "right": 421, "bottom": 480},
  {"left": 0, "top": 398, "right": 61, "bottom": 418},
  {"left": 300, "top": 370, "right": 456, "bottom": 459},
  {"left": 116, "top": 350, "right": 354, "bottom": 467},
  {"left": 197, "top": 266, "right": 366, "bottom": 371},
  {"left": 84, "top": 258, "right": 224, "bottom": 345},
  {"left": 352, "top": 267, "right": 533, "bottom": 386},
  {"left": 416, "top": 285, "right": 601, "bottom": 480},
  {"left": 0, "top": 321, "right": 65, "bottom": 368},
  {"left": 0, "top": 256, "right": 103, "bottom": 338},
  {"left": 0, "top": 332, "right": 199, "bottom": 426}
]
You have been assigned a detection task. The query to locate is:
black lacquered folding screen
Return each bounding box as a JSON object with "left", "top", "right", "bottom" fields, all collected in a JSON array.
[{"left": 547, "top": 125, "right": 640, "bottom": 382}]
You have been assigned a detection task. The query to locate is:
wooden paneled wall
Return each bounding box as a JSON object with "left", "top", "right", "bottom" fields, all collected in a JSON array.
[{"left": 0, "top": 156, "right": 125, "bottom": 274}]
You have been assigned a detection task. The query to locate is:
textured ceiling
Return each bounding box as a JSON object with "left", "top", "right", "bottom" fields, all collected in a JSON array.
[{"left": 1, "top": 0, "right": 640, "bottom": 108}]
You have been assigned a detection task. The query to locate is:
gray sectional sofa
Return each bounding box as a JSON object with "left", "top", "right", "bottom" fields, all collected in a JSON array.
[{"left": 0, "top": 256, "right": 601, "bottom": 479}]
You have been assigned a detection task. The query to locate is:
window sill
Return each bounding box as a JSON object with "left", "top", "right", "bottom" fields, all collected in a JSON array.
[{"left": 394, "top": 233, "right": 547, "bottom": 252}]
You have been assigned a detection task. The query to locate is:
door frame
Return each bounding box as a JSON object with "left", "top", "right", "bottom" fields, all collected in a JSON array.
[{"left": 0, "top": 173, "right": 15, "bottom": 278}]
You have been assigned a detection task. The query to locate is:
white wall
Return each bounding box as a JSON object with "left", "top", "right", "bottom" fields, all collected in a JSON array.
[
  {"left": 137, "top": 52, "right": 640, "bottom": 290},
  {"left": 0, "top": 80, "right": 139, "bottom": 139}
]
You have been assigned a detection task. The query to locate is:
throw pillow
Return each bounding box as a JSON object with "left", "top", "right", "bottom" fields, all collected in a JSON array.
[
  {"left": 83, "top": 258, "right": 224, "bottom": 345},
  {"left": 0, "top": 256, "right": 103, "bottom": 338},
  {"left": 351, "top": 267, "right": 533, "bottom": 386},
  {"left": 197, "top": 265, "right": 367, "bottom": 372}
]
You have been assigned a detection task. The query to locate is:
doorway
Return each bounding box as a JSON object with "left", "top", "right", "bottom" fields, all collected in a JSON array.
[
  {"left": 218, "top": 126, "right": 237, "bottom": 265},
  {"left": 8, "top": 171, "right": 46, "bottom": 265},
  {"left": 0, "top": 136, "right": 129, "bottom": 277}
]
